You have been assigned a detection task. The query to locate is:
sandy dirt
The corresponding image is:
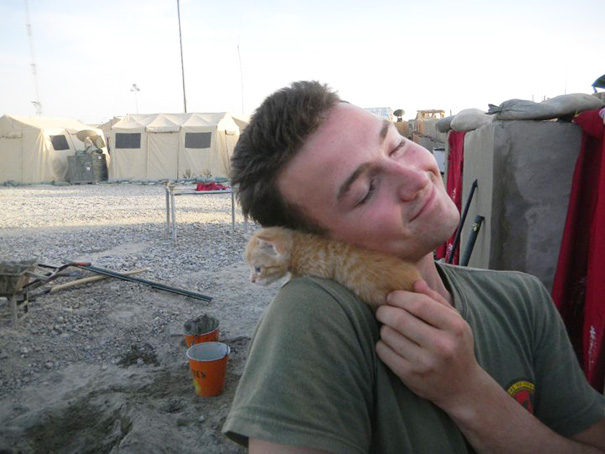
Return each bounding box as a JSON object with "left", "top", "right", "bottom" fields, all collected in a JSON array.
[{"left": 0, "top": 183, "right": 278, "bottom": 453}]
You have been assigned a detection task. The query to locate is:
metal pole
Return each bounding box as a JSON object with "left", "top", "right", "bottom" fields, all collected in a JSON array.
[
  {"left": 24, "top": 0, "right": 42, "bottom": 115},
  {"left": 165, "top": 184, "right": 171, "bottom": 235},
  {"left": 447, "top": 179, "right": 478, "bottom": 264},
  {"left": 231, "top": 189, "right": 235, "bottom": 231},
  {"left": 171, "top": 191, "right": 177, "bottom": 242},
  {"left": 177, "top": 0, "right": 187, "bottom": 113},
  {"left": 70, "top": 263, "right": 212, "bottom": 302},
  {"left": 460, "top": 215, "right": 484, "bottom": 267}
]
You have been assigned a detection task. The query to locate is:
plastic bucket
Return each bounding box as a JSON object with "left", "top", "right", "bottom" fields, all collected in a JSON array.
[
  {"left": 186, "top": 341, "right": 230, "bottom": 397},
  {"left": 183, "top": 315, "right": 219, "bottom": 347}
]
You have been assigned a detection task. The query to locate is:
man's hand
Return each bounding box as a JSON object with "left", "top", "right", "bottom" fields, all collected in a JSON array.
[
  {"left": 375, "top": 279, "right": 487, "bottom": 411},
  {"left": 376, "top": 280, "right": 605, "bottom": 453}
]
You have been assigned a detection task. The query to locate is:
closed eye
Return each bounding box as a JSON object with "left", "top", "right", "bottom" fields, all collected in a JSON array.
[
  {"left": 389, "top": 139, "right": 406, "bottom": 158},
  {"left": 355, "top": 178, "right": 378, "bottom": 207}
]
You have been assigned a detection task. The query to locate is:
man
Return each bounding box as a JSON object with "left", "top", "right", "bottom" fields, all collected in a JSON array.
[{"left": 223, "top": 81, "right": 605, "bottom": 453}]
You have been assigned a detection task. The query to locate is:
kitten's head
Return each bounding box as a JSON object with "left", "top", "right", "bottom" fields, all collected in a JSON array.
[{"left": 245, "top": 227, "right": 294, "bottom": 285}]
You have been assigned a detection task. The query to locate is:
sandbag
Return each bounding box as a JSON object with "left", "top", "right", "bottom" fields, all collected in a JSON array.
[
  {"left": 436, "top": 116, "right": 454, "bottom": 133},
  {"left": 488, "top": 93, "right": 604, "bottom": 121},
  {"left": 450, "top": 108, "right": 494, "bottom": 132}
]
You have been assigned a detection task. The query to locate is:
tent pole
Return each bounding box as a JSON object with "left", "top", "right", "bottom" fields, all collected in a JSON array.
[{"left": 177, "top": 0, "right": 187, "bottom": 113}]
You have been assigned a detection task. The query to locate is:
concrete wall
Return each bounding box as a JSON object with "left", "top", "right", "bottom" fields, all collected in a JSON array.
[
  {"left": 460, "top": 120, "right": 582, "bottom": 291},
  {"left": 459, "top": 124, "right": 495, "bottom": 270},
  {"left": 408, "top": 118, "right": 447, "bottom": 151}
]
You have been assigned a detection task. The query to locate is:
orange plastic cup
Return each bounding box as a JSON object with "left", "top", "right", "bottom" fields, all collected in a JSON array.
[
  {"left": 186, "top": 342, "right": 230, "bottom": 397},
  {"left": 183, "top": 315, "right": 219, "bottom": 347}
]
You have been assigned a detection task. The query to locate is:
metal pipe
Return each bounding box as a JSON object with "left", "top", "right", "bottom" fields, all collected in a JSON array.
[
  {"left": 177, "top": 0, "right": 187, "bottom": 113},
  {"left": 460, "top": 215, "right": 484, "bottom": 267},
  {"left": 447, "top": 179, "right": 478, "bottom": 264},
  {"left": 165, "top": 184, "right": 171, "bottom": 235},
  {"left": 231, "top": 189, "right": 235, "bottom": 231},
  {"left": 69, "top": 263, "right": 212, "bottom": 302},
  {"left": 171, "top": 191, "right": 177, "bottom": 242}
]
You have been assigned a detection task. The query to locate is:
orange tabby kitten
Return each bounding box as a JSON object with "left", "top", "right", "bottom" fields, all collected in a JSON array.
[{"left": 245, "top": 226, "right": 420, "bottom": 309}]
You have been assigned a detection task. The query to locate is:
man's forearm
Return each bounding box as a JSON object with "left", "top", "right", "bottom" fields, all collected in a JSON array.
[
  {"left": 443, "top": 370, "right": 604, "bottom": 454},
  {"left": 377, "top": 285, "right": 604, "bottom": 453}
]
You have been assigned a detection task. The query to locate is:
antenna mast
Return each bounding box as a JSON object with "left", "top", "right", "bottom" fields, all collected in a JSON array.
[
  {"left": 24, "top": 0, "right": 42, "bottom": 115},
  {"left": 177, "top": 0, "right": 187, "bottom": 113}
]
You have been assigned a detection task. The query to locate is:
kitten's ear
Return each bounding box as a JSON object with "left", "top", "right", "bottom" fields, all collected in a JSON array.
[{"left": 257, "top": 238, "right": 280, "bottom": 256}]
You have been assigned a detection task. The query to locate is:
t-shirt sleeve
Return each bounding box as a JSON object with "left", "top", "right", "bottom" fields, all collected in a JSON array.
[
  {"left": 222, "top": 277, "right": 379, "bottom": 453},
  {"left": 528, "top": 275, "right": 605, "bottom": 437}
]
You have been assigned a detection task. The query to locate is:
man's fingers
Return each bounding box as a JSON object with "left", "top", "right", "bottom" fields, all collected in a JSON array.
[
  {"left": 376, "top": 339, "right": 412, "bottom": 378},
  {"left": 412, "top": 280, "right": 454, "bottom": 308},
  {"left": 380, "top": 291, "right": 458, "bottom": 333},
  {"left": 379, "top": 324, "right": 420, "bottom": 353},
  {"left": 387, "top": 280, "right": 454, "bottom": 311},
  {"left": 376, "top": 304, "right": 440, "bottom": 346}
]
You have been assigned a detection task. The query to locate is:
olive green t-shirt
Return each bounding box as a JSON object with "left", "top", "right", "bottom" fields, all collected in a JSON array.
[{"left": 223, "top": 263, "right": 605, "bottom": 453}]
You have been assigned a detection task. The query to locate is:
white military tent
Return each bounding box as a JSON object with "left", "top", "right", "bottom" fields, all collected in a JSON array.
[
  {"left": 98, "top": 116, "right": 122, "bottom": 152},
  {"left": 0, "top": 115, "right": 107, "bottom": 183},
  {"left": 109, "top": 112, "right": 243, "bottom": 181}
]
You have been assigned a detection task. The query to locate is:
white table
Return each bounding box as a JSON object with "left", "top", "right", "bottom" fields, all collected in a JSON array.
[{"left": 165, "top": 183, "right": 244, "bottom": 242}]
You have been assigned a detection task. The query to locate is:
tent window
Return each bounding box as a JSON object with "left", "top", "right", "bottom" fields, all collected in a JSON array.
[
  {"left": 50, "top": 135, "right": 70, "bottom": 151},
  {"left": 115, "top": 133, "right": 141, "bottom": 149},
  {"left": 185, "top": 132, "right": 212, "bottom": 149}
]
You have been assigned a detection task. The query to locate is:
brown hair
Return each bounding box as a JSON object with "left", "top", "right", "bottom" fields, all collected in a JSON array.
[{"left": 230, "top": 81, "right": 340, "bottom": 233}]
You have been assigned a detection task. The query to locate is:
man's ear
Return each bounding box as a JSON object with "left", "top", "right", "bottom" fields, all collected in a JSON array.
[{"left": 256, "top": 238, "right": 280, "bottom": 256}]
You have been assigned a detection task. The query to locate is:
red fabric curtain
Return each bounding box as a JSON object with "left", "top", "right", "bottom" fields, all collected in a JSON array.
[
  {"left": 435, "top": 131, "right": 466, "bottom": 264},
  {"left": 552, "top": 108, "right": 605, "bottom": 392}
]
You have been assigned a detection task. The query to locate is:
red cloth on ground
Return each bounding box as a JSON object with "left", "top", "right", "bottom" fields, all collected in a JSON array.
[
  {"left": 435, "top": 131, "right": 466, "bottom": 264},
  {"left": 195, "top": 182, "right": 230, "bottom": 191},
  {"left": 552, "top": 108, "right": 605, "bottom": 392}
]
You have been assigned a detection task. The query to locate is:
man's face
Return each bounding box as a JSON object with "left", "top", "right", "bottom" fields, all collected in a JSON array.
[{"left": 277, "top": 103, "right": 460, "bottom": 262}]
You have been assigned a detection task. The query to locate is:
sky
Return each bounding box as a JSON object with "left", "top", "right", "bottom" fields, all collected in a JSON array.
[{"left": 1, "top": 0, "right": 603, "bottom": 125}]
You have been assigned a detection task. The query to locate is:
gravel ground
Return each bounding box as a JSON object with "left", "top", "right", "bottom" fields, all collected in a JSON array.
[{"left": 0, "top": 182, "right": 277, "bottom": 453}]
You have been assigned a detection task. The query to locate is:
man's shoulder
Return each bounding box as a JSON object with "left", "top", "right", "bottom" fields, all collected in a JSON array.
[
  {"left": 260, "top": 276, "right": 378, "bottom": 339},
  {"left": 276, "top": 276, "right": 371, "bottom": 312}
]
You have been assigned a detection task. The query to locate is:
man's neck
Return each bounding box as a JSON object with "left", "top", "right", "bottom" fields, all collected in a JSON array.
[{"left": 416, "top": 254, "right": 454, "bottom": 306}]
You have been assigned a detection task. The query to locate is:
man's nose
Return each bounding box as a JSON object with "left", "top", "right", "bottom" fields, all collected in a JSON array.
[{"left": 388, "top": 163, "right": 430, "bottom": 202}]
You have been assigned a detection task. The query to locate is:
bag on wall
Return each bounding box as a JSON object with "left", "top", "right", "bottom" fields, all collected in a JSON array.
[
  {"left": 488, "top": 94, "right": 604, "bottom": 121},
  {"left": 450, "top": 108, "right": 494, "bottom": 132},
  {"left": 436, "top": 116, "right": 455, "bottom": 133}
]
